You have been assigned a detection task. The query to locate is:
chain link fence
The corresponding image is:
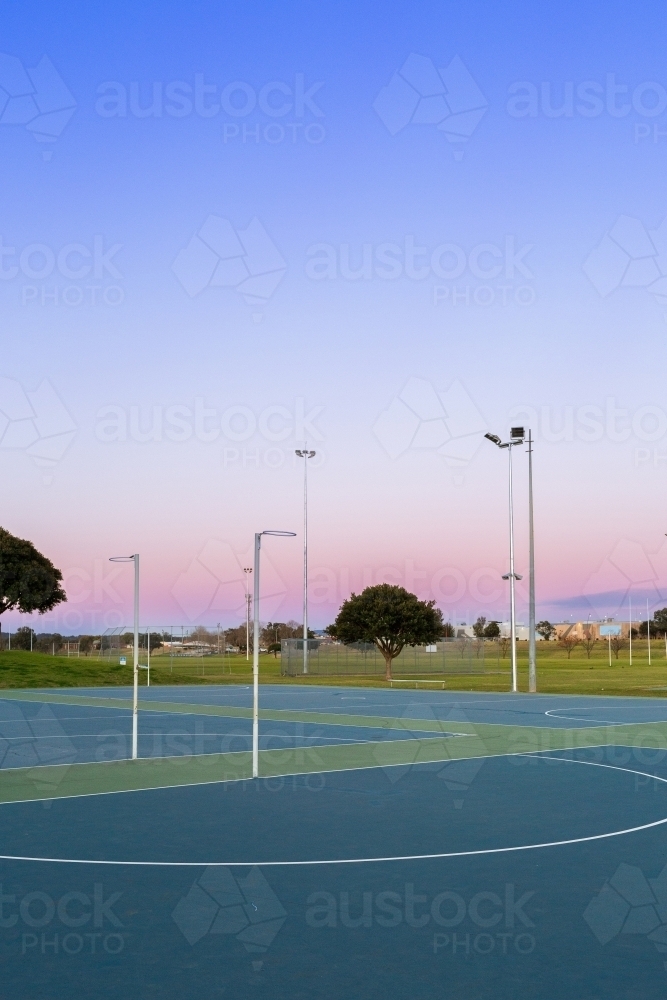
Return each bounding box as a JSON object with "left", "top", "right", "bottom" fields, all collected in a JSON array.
[{"left": 280, "top": 638, "right": 491, "bottom": 677}]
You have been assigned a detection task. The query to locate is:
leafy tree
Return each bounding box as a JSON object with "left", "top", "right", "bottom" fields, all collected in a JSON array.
[
  {"left": 326, "top": 584, "right": 444, "bottom": 681},
  {"left": 79, "top": 635, "right": 94, "bottom": 654},
  {"left": 12, "top": 625, "right": 34, "bottom": 650},
  {"left": 651, "top": 608, "right": 667, "bottom": 635},
  {"left": 638, "top": 618, "right": 667, "bottom": 637},
  {"left": 0, "top": 529, "right": 66, "bottom": 626},
  {"left": 221, "top": 626, "right": 245, "bottom": 651},
  {"left": 442, "top": 622, "right": 454, "bottom": 638},
  {"left": 262, "top": 621, "right": 312, "bottom": 646},
  {"left": 483, "top": 620, "right": 500, "bottom": 639},
  {"left": 498, "top": 636, "right": 510, "bottom": 658},
  {"left": 536, "top": 621, "right": 555, "bottom": 641},
  {"left": 116, "top": 632, "right": 163, "bottom": 651},
  {"left": 472, "top": 616, "right": 487, "bottom": 638},
  {"left": 268, "top": 642, "right": 281, "bottom": 658}
]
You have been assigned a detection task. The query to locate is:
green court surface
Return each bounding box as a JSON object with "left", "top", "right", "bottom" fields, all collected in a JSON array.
[{"left": 1, "top": 686, "right": 667, "bottom": 803}]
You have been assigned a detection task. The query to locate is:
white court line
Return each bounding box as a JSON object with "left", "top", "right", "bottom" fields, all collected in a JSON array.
[
  {"left": 544, "top": 709, "right": 667, "bottom": 726},
  {"left": 0, "top": 752, "right": 665, "bottom": 866},
  {"left": 544, "top": 710, "right": 618, "bottom": 724},
  {"left": 0, "top": 732, "right": 470, "bottom": 776},
  {"left": 3, "top": 701, "right": 467, "bottom": 734},
  {"left": 0, "top": 730, "right": 466, "bottom": 743}
]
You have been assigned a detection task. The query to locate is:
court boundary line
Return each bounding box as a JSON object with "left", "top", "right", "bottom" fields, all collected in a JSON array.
[
  {"left": 0, "top": 731, "right": 470, "bottom": 779},
  {"left": 0, "top": 695, "right": 476, "bottom": 735}
]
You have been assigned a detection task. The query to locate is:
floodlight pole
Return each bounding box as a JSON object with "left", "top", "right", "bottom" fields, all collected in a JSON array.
[
  {"left": 252, "top": 535, "right": 261, "bottom": 778},
  {"left": 296, "top": 446, "right": 316, "bottom": 674},
  {"left": 527, "top": 430, "right": 536, "bottom": 693},
  {"left": 507, "top": 443, "right": 519, "bottom": 693},
  {"left": 109, "top": 553, "right": 139, "bottom": 759},
  {"left": 132, "top": 556, "right": 139, "bottom": 755},
  {"left": 252, "top": 531, "right": 296, "bottom": 778},
  {"left": 485, "top": 430, "right": 524, "bottom": 694}
]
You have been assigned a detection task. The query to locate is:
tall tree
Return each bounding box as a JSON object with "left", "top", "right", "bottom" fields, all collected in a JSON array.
[
  {"left": 472, "top": 616, "right": 487, "bottom": 638},
  {"left": 12, "top": 625, "right": 34, "bottom": 650},
  {"left": 326, "top": 584, "right": 444, "bottom": 681},
  {"left": 536, "top": 620, "right": 556, "bottom": 641},
  {"left": 0, "top": 529, "right": 66, "bottom": 625},
  {"left": 639, "top": 610, "right": 667, "bottom": 637}
]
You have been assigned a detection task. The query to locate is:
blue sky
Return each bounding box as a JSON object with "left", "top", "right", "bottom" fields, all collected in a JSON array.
[{"left": 2, "top": 0, "right": 667, "bottom": 633}]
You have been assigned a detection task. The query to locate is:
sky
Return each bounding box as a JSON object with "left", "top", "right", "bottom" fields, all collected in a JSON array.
[{"left": 2, "top": 0, "right": 667, "bottom": 635}]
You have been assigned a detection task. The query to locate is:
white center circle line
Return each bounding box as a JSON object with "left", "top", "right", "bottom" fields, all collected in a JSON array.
[
  {"left": 544, "top": 709, "right": 618, "bottom": 724},
  {"left": 0, "top": 754, "right": 664, "bottom": 867}
]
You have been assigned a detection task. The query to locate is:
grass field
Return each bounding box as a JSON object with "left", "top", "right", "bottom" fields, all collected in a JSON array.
[{"left": 0, "top": 639, "right": 665, "bottom": 696}]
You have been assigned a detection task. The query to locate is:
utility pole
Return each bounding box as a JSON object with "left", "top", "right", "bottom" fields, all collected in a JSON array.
[{"left": 295, "top": 446, "right": 316, "bottom": 674}]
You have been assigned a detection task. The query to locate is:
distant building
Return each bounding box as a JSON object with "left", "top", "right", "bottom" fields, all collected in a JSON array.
[{"left": 553, "top": 620, "right": 640, "bottom": 640}]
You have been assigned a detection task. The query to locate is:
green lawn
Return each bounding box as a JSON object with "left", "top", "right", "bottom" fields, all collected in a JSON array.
[{"left": 0, "top": 639, "right": 665, "bottom": 697}]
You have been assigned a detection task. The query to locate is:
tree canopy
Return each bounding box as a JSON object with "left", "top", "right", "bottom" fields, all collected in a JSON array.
[
  {"left": 536, "top": 620, "right": 556, "bottom": 640},
  {"left": 326, "top": 584, "right": 444, "bottom": 681},
  {"left": 472, "top": 616, "right": 487, "bottom": 638},
  {"left": 12, "top": 625, "right": 35, "bottom": 650},
  {"left": 639, "top": 610, "right": 667, "bottom": 636},
  {"left": 0, "top": 528, "right": 66, "bottom": 619},
  {"left": 470, "top": 616, "right": 500, "bottom": 639}
]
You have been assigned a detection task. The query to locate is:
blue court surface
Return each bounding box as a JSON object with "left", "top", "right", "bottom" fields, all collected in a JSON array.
[{"left": 1, "top": 686, "right": 667, "bottom": 998}]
